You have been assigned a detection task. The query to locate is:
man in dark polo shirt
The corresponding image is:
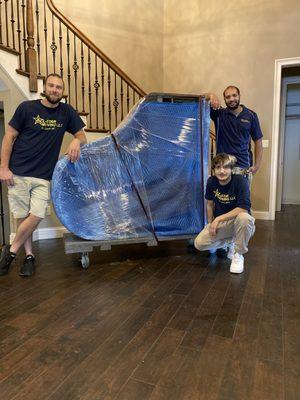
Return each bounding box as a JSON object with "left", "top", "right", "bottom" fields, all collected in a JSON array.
[{"left": 205, "top": 86, "right": 263, "bottom": 182}]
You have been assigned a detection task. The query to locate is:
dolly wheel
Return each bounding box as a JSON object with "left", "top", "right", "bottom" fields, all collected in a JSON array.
[{"left": 80, "top": 252, "right": 90, "bottom": 269}]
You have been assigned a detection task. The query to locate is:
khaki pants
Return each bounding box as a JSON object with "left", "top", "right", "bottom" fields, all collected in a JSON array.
[{"left": 194, "top": 213, "right": 255, "bottom": 255}]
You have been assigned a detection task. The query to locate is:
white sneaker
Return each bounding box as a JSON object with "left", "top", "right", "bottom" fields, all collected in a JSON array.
[
  {"left": 227, "top": 242, "right": 235, "bottom": 260},
  {"left": 230, "top": 252, "right": 244, "bottom": 274}
]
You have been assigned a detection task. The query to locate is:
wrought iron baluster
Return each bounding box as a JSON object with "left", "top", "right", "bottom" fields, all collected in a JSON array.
[
  {"left": 58, "top": 20, "right": 63, "bottom": 77},
  {"left": 120, "top": 78, "right": 124, "bottom": 120},
  {"left": 66, "top": 27, "right": 70, "bottom": 103},
  {"left": 16, "top": 0, "right": 22, "bottom": 69},
  {"left": 35, "top": 0, "right": 41, "bottom": 75},
  {"left": 113, "top": 71, "right": 119, "bottom": 129},
  {"left": 87, "top": 47, "right": 91, "bottom": 128},
  {"left": 73, "top": 34, "right": 78, "bottom": 110},
  {"left": 0, "top": 1, "right": 3, "bottom": 45},
  {"left": 94, "top": 54, "right": 99, "bottom": 129},
  {"left": 107, "top": 66, "right": 111, "bottom": 132},
  {"left": 10, "top": 0, "right": 16, "bottom": 50},
  {"left": 101, "top": 60, "right": 105, "bottom": 130},
  {"left": 50, "top": 13, "right": 57, "bottom": 72},
  {"left": 21, "top": 0, "right": 26, "bottom": 69},
  {"left": 4, "top": 0, "right": 8, "bottom": 47},
  {"left": 80, "top": 41, "right": 85, "bottom": 112},
  {"left": 126, "top": 84, "right": 130, "bottom": 113},
  {"left": 0, "top": 181, "right": 5, "bottom": 246},
  {"left": 43, "top": 0, "right": 48, "bottom": 75}
]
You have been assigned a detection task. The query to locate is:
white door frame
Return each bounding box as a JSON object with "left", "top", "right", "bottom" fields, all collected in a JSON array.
[
  {"left": 270, "top": 57, "right": 300, "bottom": 220},
  {"left": 276, "top": 76, "right": 300, "bottom": 211}
]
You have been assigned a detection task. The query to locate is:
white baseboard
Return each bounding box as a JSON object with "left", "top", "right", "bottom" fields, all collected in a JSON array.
[
  {"left": 282, "top": 199, "right": 300, "bottom": 205},
  {"left": 10, "top": 226, "right": 69, "bottom": 244},
  {"left": 252, "top": 210, "right": 272, "bottom": 220},
  {"left": 33, "top": 227, "right": 69, "bottom": 240}
]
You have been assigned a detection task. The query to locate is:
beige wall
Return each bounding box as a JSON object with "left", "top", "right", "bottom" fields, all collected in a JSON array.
[
  {"left": 54, "top": 0, "right": 164, "bottom": 93},
  {"left": 164, "top": 0, "right": 300, "bottom": 211}
]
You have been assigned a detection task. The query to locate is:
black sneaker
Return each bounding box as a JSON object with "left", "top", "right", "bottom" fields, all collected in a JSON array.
[
  {"left": 19, "top": 255, "right": 35, "bottom": 277},
  {"left": 0, "top": 245, "right": 16, "bottom": 276},
  {"left": 216, "top": 248, "right": 227, "bottom": 258}
]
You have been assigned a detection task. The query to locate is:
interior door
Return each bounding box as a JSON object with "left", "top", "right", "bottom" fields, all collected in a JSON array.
[{"left": 282, "top": 84, "right": 300, "bottom": 205}]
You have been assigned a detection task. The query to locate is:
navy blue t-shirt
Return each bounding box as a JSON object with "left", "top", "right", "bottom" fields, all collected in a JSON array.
[
  {"left": 9, "top": 100, "right": 85, "bottom": 180},
  {"left": 210, "top": 106, "right": 263, "bottom": 168},
  {"left": 205, "top": 174, "right": 251, "bottom": 217}
]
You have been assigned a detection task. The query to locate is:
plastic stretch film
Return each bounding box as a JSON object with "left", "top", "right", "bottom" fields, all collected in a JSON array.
[{"left": 51, "top": 94, "right": 210, "bottom": 241}]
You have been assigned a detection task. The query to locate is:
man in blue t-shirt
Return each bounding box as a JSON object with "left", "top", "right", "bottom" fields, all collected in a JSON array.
[
  {"left": 0, "top": 73, "right": 87, "bottom": 277},
  {"left": 205, "top": 86, "right": 263, "bottom": 182},
  {"left": 194, "top": 153, "right": 255, "bottom": 273}
]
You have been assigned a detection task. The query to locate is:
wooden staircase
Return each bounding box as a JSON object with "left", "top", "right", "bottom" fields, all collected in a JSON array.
[
  {"left": 0, "top": 1, "right": 216, "bottom": 144},
  {"left": 0, "top": 0, "right": 146, "bottom": 133}
]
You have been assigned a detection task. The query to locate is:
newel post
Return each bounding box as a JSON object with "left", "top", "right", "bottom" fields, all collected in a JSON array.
[{"left": 26, "top": 0, "right": 37, "bottom": 92}]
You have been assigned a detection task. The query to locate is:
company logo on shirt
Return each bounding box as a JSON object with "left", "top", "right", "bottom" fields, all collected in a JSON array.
[
  {"left": 213, "top": 189, "right": 236, "bottom": 204},
  {"left": 240, "top": 118, "right": 250, "bottom": 123},
  {"left": 33, "top": 115, "right": 63, "bottom": 130}
]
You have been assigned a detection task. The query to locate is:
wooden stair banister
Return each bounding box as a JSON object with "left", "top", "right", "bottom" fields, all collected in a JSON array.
[{"left": 25, "top": 0, "right": 37, "bottom": 92}]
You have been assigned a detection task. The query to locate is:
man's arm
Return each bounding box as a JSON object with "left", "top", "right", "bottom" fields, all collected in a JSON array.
[
  {"left": 206, "top": 200, "right": 214, "bottom": 223},
  {"left": 203, "top": 93, "right": 221, "bottom": 110},
  {"left": 209, "top": 207, "right": 248, "bottom": 236},
  {"left": 0, "top": 125, "right": 19, "bottom": 186},
  {"left": 66, "top": 129, "right": 87, "bottom": 163},
  {"left": 249, "top": 138, "right": 263, "bottom": 174}
]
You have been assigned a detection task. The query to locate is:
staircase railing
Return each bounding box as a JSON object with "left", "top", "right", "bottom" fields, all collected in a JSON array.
[
  {"left": 0, "top": 0, "right": 146, "bottom": 132},
  {"left": 0, "top": 1, "right": 216, "bottom": 146}
]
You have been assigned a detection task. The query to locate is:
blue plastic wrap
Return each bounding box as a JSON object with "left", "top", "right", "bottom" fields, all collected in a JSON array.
[{"left": 51, "top": 94, "right": 210, "bottom": 241}]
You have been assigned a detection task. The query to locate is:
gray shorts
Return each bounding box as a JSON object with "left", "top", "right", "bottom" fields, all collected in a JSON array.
[{"left": 8, "top": 175, "right": 50, "bottom": 219}]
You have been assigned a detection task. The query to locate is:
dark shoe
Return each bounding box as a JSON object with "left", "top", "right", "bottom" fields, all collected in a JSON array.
[
  {"left": 216, "top": 248, "right": 227, "bottom": 258},
  {"left": 19, "top": 255, "right": 35, "bottom": 277},
  {"left": 186, "top": 238, "right": 195, "bottom": 247},
  {"left": 0, "top": 245, "right": 16, "bottom": 276}
]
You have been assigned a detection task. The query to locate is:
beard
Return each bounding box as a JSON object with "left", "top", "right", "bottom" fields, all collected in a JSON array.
[
  {"left": 44, "top": 92, "right": 63, "bottom": 105},
  {"left": 225, "top": 99, "right": 240, "bottom": 110}
]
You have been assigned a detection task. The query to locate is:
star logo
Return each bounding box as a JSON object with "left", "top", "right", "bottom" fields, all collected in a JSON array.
[{"left": 33, "top": 115, "right": 44, "bottom": 125}]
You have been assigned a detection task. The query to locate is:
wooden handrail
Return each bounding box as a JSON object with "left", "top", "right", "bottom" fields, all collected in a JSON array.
[{"left": 46, "top": 0, "right": 146, "bottom": 96}]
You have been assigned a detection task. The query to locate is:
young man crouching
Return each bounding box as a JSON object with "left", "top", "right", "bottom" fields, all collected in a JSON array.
[{"left": 194, "top": 153, "right": 255, "bottom": 273}]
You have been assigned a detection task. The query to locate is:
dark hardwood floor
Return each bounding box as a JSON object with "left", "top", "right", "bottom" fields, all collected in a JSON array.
[{"left": 0, "top": 205, "right": 299, "bottom": 400}]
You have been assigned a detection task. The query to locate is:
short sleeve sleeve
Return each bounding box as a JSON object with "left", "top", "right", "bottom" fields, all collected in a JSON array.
[
  {"left": 205, "top": 176, "right": 214, "bottom": 200},
  {"left": 66, "top": 105, "right": 85, "bottom": 134},
  {"left": 210, "top": 108, "right": 220, "bottom": 122},
  {"left": 8, "top": 102, "right": 27, "bottom": 132},
  {"left": 250, "top": 112, "right": 263, "bottom": 141},
  {"left": 235, "top": 176, "right": 251, "bottom": 211}
]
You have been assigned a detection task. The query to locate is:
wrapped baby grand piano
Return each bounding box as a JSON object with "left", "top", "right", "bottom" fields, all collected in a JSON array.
[{"left": 51, "top": 93, "right": 210, "bottom": 267}]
